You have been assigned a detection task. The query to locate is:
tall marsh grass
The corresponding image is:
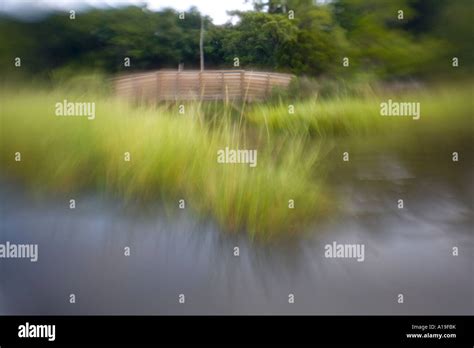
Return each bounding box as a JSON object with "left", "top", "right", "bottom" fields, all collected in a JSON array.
[
  {"left": 0, "top": 88, "right": 325, "bottom": 240},
  {"left": 248, "top": 84, "right": 472, "bottom": 141},
  {"left": 1, "top": 80, "right": 471, "bottom": 239}
]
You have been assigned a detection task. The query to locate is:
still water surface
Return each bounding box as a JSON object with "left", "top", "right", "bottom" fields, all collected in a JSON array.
[{"left": 1, "top": 154, "right": 472, "bottom": 314}]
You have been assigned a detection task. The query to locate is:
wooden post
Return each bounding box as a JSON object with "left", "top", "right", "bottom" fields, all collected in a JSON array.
[
  {"left": 156, "top": 72, "right": 161, "bottom": 102},
  {"left": 240, "top": 70, "right": 244, "bottom": 101},
  {"left": 200, "top": 16, "right": 205, "bottom": 72},
  {"left": 221, "top": 72, "right": 225, "bottom": 101},
  {"left": 199, "top": 71, "right": 203, "bottom": 100},
  {"left": 175, "top": 71, "right": 179, "bottom": 100},
  {"left": 132, "top": 77, "right": 138, "bottom": 103},
  {"left": 266, "top": 73, "right": 271, "bottom": 99}
]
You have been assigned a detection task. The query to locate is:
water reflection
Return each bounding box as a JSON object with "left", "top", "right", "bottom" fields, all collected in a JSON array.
[{"left": 0, "top": 152, "right": 472, "bottom": 315}]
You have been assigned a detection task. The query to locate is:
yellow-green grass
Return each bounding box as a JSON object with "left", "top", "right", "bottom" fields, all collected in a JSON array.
[
  {"left": 0, "top": 81, "right": 471, "bottom": 240},
  {"left": 248, "top": 83, "right": 473, "bottom": 145},
  {"left": 0, "top": 88, "right": 325, "bottom": 240}
]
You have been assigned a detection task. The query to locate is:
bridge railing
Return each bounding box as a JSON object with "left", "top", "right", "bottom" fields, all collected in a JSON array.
[{"left": 113, "top": 70, "right": 294, "bottom": 102}]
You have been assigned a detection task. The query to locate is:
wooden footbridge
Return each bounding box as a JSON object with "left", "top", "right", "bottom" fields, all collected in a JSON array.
[{"left": 113, "top": 70, "right": 294, "bottom": 103}]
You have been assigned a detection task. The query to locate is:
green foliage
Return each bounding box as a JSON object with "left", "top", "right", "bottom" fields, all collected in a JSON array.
[
  {"left": 0, "top": 0, "right": 470, "bottom": 79},
  {"left": 210, "top": 12, "right": 299, "bottom": 70},
  {"left": 0, "top": 6, "right": 208, "bottom": 74},
  {"left": 333, "top": 0, "right": 441, "bottom": 77}
]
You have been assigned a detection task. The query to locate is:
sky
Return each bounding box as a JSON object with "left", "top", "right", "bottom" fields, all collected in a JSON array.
[{"left": 0, "top": 0, "right": 255, "bottom": 24}]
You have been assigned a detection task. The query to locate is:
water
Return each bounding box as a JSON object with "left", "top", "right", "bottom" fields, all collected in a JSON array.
[{"left": 1, "top": 153, "right": 472, "bottom": 315}]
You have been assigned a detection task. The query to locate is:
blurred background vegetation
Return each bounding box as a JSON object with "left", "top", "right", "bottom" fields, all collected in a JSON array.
[{"left": 0, "top": 0, "right": 472, "bottom": 83}]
